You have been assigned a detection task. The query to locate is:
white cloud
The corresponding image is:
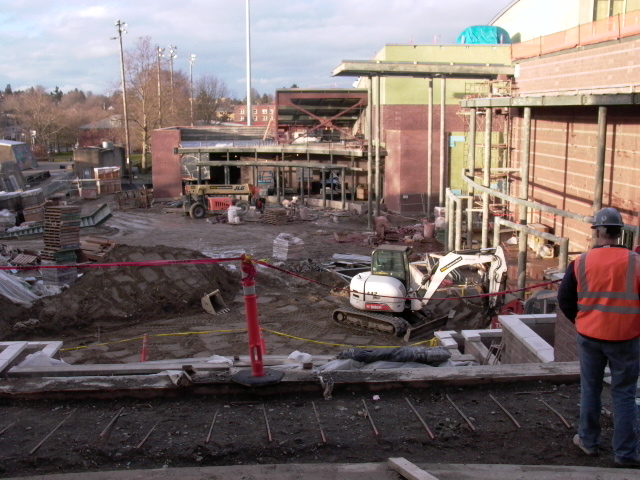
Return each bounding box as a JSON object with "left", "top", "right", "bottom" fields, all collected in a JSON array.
[{"left": 0, "top": 0, "right": 514, "bottom": 97}]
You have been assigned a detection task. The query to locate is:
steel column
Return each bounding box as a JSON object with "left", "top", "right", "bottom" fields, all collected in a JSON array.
[
  {"left": 322, "top": 169, "right": 327, "bottom": 208},
  {"left": 467, "top": 107, "right": 477, "bottom": 248},
  {"left": 517, "top": 107, "right": 532, "bottom": 296},
  {"left": 439, "top": 77, "right": 446, "bottom": 206},
  {"left": 481, "top": 107, "right": 492, "bottom": 249},
  {"left": 592, "top": 106, "right": 608, "bottom": 246},
  {"left": 427, "top": 78, "right": 433, "bottom": 217},
  {"left": 375, "top": 75, "right": 381, "bottom": 217},
  {"left": 445, "top": 189, "right": 452, "bottom": 251},
  {"left": 367, "top": 76, "right": 373, "bottom": 229}
]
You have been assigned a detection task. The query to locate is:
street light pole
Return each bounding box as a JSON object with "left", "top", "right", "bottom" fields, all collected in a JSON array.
[
  {"left": 189, "top": 54, "right": 196, "bottom": 127},
  {"left": 113, "top": 20, "right": 132, "bottom": 184},
  {"left": 157, "top": 46, "right": 165, "bottom": 127},
  {"left": 245, "top": 0, "right": 252, "bottom": 126},
  {"left": 168, "top": 45, "right": 177, "bottom": 116}
]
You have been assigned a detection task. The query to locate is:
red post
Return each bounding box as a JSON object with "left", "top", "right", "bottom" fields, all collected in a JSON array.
[
  {"left": 140, "top": 334, "right": 149, "bottom": 362},
  {"left": 240, "top": 254, "right": 265, "bottom": 377}
]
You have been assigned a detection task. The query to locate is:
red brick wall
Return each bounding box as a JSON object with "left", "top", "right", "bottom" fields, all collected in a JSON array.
[
  {"left": 509, "top": 106, "right": 640, "bottom": 252},
  {"left": 515, "top": 39, "right": 640, "bottom": 95},
  {"left": 381, "top": 105, "right": 466, "bottom": 214},
  {"left": 150, "top": 129, "right": 182, "bottom": 200},
  {"left": 554, "top": 311, "right": 578, "bottom": 362},
  {"left": 501, "top": 328, "right": 546, "bottom": 364}
]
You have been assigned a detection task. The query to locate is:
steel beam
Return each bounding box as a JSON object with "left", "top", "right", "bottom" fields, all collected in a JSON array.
[{"left": 461, "top": 93, "right": 640, "bottom": 108}]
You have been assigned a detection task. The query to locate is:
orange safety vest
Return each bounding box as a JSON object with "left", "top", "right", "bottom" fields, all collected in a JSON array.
[{"left": 575, "top": 247, "right": 640, "bottom": 341}]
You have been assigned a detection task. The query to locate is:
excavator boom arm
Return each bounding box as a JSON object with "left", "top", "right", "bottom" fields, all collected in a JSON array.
[{"left": 408, "top": 247, "right": 507, "bottom": 311}]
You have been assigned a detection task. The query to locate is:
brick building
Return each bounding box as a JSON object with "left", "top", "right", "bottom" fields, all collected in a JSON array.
[{"left": 232, "top": 104, "right": 275, "bottom": 126}]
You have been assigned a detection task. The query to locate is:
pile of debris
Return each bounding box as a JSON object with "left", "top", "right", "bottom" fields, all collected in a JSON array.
[{"left": 0, "top": 244, "right": 240, "bottom": 340}]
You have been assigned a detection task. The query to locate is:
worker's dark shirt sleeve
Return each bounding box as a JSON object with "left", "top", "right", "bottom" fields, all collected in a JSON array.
[{"left": 557, "top": 261, "right": 578, "bottom": 322}]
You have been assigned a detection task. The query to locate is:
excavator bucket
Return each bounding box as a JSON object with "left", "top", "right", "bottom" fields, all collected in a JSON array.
[
  {"left": 403, "top": 314, "right": 449, "bottom": 342},
  {"left": 201, "top": 289, "right": 229, "bottom": 315}
]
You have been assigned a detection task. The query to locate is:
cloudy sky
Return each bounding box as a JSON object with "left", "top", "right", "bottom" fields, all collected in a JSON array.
[{"left": 1, "top": 0, "right": 513, "bottom": 98}]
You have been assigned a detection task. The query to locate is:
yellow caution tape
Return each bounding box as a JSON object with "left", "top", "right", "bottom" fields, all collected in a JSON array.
[
  {"left": 60, "top": 328, "right": 440, "bottom": 352},
  {"left": 59, "top": 328, "right": 248, "bottom": 352}
]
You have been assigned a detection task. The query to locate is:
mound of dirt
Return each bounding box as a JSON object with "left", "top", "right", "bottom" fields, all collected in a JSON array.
[{"left": 1, "top": 245, "right": 240, "bottom": 339}]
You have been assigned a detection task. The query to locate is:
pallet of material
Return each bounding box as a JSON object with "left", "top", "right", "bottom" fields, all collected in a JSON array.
[
  {"left": 40, "top": 261, "right": 78, "bottom": 285},
  {"left": 262, "top": 209, "right": 289, "bottom": 225},
  {"left": 80, "top": 236, "right": 115, "bottom": 260},
  {"left": 9, "top": 253, "right": 39, "bottom": 266},
  {"left": 41, "top": 249, "right": 77, "bottom": 263},
  {"left": 22, "top": 205, "right": 45, "bottom": 223}
]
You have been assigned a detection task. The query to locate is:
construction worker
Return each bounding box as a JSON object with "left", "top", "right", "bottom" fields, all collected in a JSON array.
[{"left": 558, "top": 207, "right": 640, "bottom": 468}]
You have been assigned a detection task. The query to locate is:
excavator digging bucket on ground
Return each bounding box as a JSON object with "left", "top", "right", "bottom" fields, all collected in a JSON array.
[{"left": 201, "top": 289, "right": 229, "bottom": 315}]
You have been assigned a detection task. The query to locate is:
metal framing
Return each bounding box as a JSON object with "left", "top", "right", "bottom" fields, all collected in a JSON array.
[{"left": 458, "top": 92, "right": 638, "bottom": 286}]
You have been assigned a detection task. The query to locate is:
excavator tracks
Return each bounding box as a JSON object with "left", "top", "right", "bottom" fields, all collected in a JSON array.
[{"left": 332, "top": 306, "right": 411, "bottom": 337}]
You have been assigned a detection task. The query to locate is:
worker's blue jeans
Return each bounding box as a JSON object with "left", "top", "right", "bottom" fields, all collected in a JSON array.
[{"left": 577, "top": 334, "right": 639, "bottom": 460}]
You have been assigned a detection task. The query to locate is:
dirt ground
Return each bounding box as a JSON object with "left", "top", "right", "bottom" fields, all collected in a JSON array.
[
  {"left": 0, "top": 195, "right": 622, "bottom": 478},
  {"left": 0, "top": 381, "right": 623, "bottom": 479}
]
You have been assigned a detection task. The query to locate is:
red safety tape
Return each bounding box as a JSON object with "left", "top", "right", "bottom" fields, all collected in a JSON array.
[
  {"left": 253, "top": 259, "right": 561, "bottom": 303},
  {"left": 0, "top": 257, "right": 242, "bottom": 271}
]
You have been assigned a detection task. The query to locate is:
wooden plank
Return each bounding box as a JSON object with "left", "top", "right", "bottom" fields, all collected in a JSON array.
[
  {"left": 0, "top": 342, "right": 28, "bottom": 377},
  {"left": 388, "top": 457, "right": 440, "bottom": 480},
  {"left": 7, "top": 354, "right": 336, "bottom": 378},
  {"left": 7, "top": 362, "right": 232, "bottom": 378}
]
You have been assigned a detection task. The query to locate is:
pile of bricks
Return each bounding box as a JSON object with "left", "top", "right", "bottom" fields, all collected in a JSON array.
[
  {"left": 95, "top": 167, "right": 122, "bottom": 195},
  {"left": 40, "top": 204, "right": 81, "bottom": 285}
]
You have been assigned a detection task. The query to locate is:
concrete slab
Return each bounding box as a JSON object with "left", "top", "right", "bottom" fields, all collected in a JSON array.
[{"left": 4, "top": 463, "right": 636, "bottom": 480}]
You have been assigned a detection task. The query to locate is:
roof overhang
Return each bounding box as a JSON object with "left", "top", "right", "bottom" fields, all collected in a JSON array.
[
  {"left": 333, "top": 60, "right": 515, "bottom": 79},
  {"left": 461, "top": 93, "right": 640, "bottom": 108}
]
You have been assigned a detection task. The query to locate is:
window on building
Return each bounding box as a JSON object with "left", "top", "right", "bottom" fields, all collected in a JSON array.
[
  {"left": 253, "top": 109, "right": 257, "bottom": 114},
  {"left": 593, "top": 0, "right": 630, "bottom": 20},
  {"left": 262, "top": 116, "right": 268, "bottom": 121},
  {"left": 262, "top": 109, "right": 268, "bottom": 114},
  {"left": 240, "top": 109, "right": 245, "bottom": 114},
  {"left": 253, "top": 116, "right": 257, "bottom": 121},
  {"left": 240, "top": 116, "right": 245, "bottom": 121}
]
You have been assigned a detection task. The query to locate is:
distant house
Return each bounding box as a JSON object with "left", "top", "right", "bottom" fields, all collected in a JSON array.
[
  {"left": 77, "top": 115, "right": 123, "bottom": 148},
  {"left": 232, "top": 104, "right": 275, "bottom": 126}
]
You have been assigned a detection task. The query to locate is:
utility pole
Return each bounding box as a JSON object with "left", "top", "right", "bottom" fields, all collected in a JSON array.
[
  {"left": 245, "top": 0, "right": 252, "bottom": 126},
  {"left": 156, "top": 46, "right": 164, "bottom": 127},
  {"left": 113, "top": 20, "right": 132, "bottom": 184},
  {"left": 189, "top": 54, "right": 196, "bottom": 126},
  {"left": 168, "top": 44, "right": 177, "bottom": 116}
]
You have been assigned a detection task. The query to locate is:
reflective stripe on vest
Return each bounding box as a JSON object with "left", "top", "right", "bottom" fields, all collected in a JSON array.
[{"left": 575, "top": 248, "right": 640, "bottom": 341}]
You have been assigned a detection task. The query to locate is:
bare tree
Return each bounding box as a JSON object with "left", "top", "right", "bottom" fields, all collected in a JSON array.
[
  {"left": 3, "top": 86, "right": 66, "bottom": 156},
  {"left": 123, "top": 36, "right": 158, "bottom": 170},
  {"left": 194, "top": 74, "right": 230, "bottom": 125}
]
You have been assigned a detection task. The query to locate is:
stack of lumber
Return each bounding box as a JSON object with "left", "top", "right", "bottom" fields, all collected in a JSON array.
[{"left": 80, "top": 236, "right": 115, "bottom": 261}]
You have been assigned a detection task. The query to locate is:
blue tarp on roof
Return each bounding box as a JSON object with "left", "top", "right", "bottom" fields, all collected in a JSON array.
[{"left": 457, "top": 26, "right": 511, "bottom": 45}]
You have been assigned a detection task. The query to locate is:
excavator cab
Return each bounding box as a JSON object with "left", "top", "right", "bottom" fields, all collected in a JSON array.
[{"left": 371, "top": 245, "right": 410, "bottom": 284}]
